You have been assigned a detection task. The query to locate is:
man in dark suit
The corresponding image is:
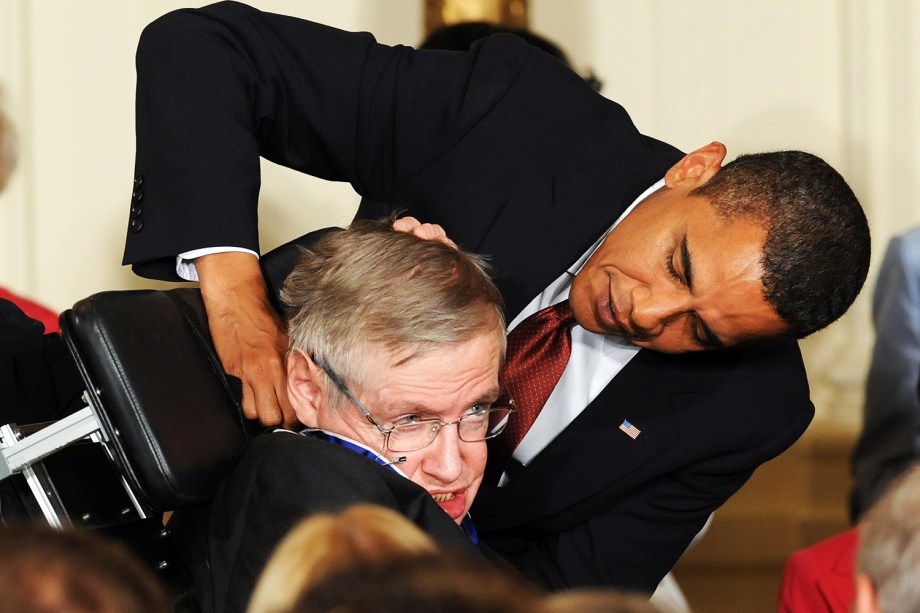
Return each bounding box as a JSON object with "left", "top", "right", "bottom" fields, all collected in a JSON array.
[
  {"left": 122, "top": 2, "right": 871, "bottom": 594},
  {"left": 192, "top": 220, "right": 507, "bottom": 612}
]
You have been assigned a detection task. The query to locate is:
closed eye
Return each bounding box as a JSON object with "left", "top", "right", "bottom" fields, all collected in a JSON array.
[
  {"left": 392, "top": 414, "right": 423, "bottom": 427},
  {"left": 666, "top": 250, "right": 683, "bottom": 283}
]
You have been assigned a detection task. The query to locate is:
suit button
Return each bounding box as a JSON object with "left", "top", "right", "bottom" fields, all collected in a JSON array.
[
  {"left": 131, "top": 203, "right": 143, "bottom": 216},
  {"left": 134, "top": 174, "right": 144, "bottom": 188},
  {"left": 129, "top": 216, "right": 144, "bottom": 232},
  {"left": 132, "top": 189, "right": 144, "bottom": 202}
]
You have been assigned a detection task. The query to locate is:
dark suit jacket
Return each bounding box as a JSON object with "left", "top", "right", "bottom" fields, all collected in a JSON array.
[
  {"left": 189, "top": 432, "right": 479, "bottom": 613},
  {"left": 0, "top": 298, "right": 83, "bottom": 427},
  {"left": 124, "top": 1, "right": 814, "bottom": 593}
]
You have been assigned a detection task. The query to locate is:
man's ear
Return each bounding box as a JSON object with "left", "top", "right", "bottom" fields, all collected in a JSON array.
[
  {"left": 287, "top": 350, "right": 327, "bottom": 428},
  {"left": 854, "top": 573, "right": 881, "bottom": 613},
  {"left": 665, "top": 141, "right": 727, "bottom": 188}
]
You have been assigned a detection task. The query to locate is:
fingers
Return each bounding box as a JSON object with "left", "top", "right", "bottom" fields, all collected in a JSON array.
[
  {"left": 392, "top": 216, "right": 422, "bottom": 233},
  {"left": 197, "top": 252, "right": 294, "bottom": 427},
  {"left": 392, "top": 216, "right": 458, "bottom": 249}
]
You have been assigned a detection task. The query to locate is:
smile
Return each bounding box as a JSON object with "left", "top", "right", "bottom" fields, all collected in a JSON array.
[{"left": 431, "top": 492, "right": 455, "bottom": 502}]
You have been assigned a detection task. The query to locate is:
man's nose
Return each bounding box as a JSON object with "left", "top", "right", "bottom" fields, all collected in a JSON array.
[
  {"left": 421, "top": 425, "right": 464, "bottom": 484},
  {"left": 630, "top": 284, "right": 689, "bottom": 337}
]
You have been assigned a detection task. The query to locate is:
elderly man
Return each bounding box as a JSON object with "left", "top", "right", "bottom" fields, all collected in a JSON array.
[{"left": 186, "top": 219, "right": 508, "bottom": 613}]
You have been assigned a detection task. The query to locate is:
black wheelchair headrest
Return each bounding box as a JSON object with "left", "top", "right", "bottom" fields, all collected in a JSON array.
[{"left": 60, "top": 227, "right": 340, "bottom": 512}]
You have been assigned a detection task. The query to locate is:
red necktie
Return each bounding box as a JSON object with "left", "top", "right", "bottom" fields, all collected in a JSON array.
[{"left": 490, "top": 300, "right": 576, "bottom": 466}]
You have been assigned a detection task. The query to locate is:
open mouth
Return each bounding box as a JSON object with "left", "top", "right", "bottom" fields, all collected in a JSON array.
[{"left": 431, "top": 493, "right": 455, "bottom": 502}]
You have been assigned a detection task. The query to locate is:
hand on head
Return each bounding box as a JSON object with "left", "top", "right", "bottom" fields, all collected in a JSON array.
[{"left": 392, "top": 216, "right": 458, "bottom": 249}]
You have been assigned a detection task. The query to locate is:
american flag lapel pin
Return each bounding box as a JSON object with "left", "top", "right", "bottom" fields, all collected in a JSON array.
[{"left": 619, "top": 420, "right": 641, "bottom": 440}]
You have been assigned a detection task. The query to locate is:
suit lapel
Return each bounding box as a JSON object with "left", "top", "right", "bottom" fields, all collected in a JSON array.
[{"left": 474, "top": 350, "right": 701, "bottom": 530}]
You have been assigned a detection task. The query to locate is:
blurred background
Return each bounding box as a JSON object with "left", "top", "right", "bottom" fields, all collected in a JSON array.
[{"left": 1, "top": 2, "right": 918, "bottom": 610}]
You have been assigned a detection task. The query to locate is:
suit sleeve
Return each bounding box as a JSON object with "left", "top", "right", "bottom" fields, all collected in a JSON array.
[
  {"left": 123, "top": 1, "right": 534, "bottom": 280},
  {"left": 851, "top": 229, "right": 920, "bottom": 519}
]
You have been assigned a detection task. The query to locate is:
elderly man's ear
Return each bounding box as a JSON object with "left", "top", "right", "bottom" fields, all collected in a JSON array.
[{"left": 286, "top": 351, "right": 327, "bottom": 428}]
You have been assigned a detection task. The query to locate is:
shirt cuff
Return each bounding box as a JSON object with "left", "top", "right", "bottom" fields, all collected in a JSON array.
[{"left": 176, "top": 247, "right": 259, "bottom": 282}]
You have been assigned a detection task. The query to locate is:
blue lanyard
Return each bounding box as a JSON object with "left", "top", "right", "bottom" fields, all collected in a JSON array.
[
  {"left": 302, "top": 429, "right": 397, "bottom": 468},
  {"left": 301, "top": 429, "right": 478, "bottom": 544}
]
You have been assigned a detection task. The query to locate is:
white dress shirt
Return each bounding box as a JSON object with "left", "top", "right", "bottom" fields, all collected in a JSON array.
[{"left": 499, "top": 178, "right": 664, "bottom": 485}]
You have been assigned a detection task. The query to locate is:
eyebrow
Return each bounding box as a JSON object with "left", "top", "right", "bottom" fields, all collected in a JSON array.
[
  {"left": 680, "top": 235, "right": 725, "bottom": 350},
  {"left": 382, "top": 387, "right": 504, "bottom": 418}
]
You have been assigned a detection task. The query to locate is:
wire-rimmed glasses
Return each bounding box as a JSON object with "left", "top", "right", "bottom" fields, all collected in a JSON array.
[{"left": 315, "top": 356, "right": 514, "bottom": 453}]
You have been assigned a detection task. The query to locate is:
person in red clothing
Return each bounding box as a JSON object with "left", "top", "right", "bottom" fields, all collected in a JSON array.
[
  {"left": 0, "top": 287, "right": 59, "bottom": 334},
  {"left": 778, "top": 527, "right": 859, "bottom": 613}
]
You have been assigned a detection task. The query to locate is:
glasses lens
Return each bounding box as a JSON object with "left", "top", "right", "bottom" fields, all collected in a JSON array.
[
  {"left": 458, "top": 407, "right": 512, "bottom": 442},
  {"left": 387, "top": 420, "right": 439, "bottom": 453}
]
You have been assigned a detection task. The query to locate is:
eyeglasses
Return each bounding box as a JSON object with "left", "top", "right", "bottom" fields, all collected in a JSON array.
[{"left": 315, "top": 356, "right": 514, "bottom": 453}]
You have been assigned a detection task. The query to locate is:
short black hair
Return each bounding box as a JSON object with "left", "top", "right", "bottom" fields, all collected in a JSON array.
[{"left": 691, "top": 150, "right": 870, "bottom": 341}]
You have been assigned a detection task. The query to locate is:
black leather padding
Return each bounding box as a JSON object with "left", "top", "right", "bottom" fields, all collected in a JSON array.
[
  {"left": 61, "top": 289, "right": 254, "bottom": 511},
  {"left": 59, "top": 227, "right": 342, "bottom": 512}
]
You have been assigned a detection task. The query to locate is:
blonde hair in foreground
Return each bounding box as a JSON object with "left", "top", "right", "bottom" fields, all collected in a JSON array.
[
  {"left": 0, "top": 524, "right": 169, "bottom": 613},
  {"left": 247, "top": 504, "right": 438, "bottom": 613}
]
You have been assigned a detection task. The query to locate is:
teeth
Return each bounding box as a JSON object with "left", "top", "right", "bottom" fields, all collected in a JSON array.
[{"left": 431, "top": 493, "right": 455, "bottom": 502}]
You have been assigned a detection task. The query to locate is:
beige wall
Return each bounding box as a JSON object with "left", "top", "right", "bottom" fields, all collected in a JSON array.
[{"left": 2, "top": 0, "right": 919, "bottom": 425}]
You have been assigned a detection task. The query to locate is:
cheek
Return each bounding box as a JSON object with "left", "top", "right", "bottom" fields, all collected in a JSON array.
[
  {"left": 461, "top": 443, "right": 488, "bottom": 499},
  {"left": 636, "top": 324, "right": 695, "bottom": 354},
  {"left": 400, "top": 455, "right": 426, "bottom": 480},
  {"left": 467, "top": 443, "right": 488, "bottom": 476}
]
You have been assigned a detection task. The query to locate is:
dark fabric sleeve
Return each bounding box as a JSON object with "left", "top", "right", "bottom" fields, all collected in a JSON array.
[
  {"left": 197, "top": 433, "right": 479, "bottom": 613},
  {"left": 0, "top": 299, "right": 84, "bottom": 427},
  {"left": 851, "top": 230, "right": 920, "bottom": 520},
  {"left": 123, "top": 1, "right": 536, "bottom": 280}
]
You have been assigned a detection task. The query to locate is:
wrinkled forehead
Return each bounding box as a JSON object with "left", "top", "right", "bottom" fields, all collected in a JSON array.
[{"left": 360, "top": 333, "right": 503, "bottom": 410}]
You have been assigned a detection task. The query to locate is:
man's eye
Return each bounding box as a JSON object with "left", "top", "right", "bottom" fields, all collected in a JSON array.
[
  {"left": 666, "top": 252, "right": 682, "bottom": 283},
  {"left": 464, "top": 404, "right": 488, "bottom": 419},
  {"left": 392, "top": 415, "right": 422, "bottom": 428}
]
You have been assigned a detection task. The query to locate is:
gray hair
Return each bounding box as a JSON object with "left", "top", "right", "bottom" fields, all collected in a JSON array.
[
  {"left": 281, "top": 218, "right": 505, "bottom": 406},
  {"left": 857, "top": 462, "right": 920, "bottom": 611}
]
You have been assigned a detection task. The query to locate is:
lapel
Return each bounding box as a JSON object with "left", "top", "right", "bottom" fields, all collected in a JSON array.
[{"left": 473, "top": 350, "right": 701, "bottom": 530}]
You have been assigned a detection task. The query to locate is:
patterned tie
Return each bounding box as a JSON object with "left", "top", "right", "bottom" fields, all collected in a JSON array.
[{"left": 490, "top": 300, "right": 576, "bottom": 469}]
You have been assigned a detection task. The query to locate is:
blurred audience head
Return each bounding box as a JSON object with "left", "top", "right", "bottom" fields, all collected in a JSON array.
[
  {"left": 248, "top": 504, "right": 439, "bottom": 613},
  {"left": 540, "top": 588, "right": 662, "bottom": 613},
  {"left": 856, "top": 462, "right": 920, "bottom": 612},
  {"left": 0, "top": 523, "right": 169, "bottom": 613},
  {"left": 289, "top": 550, "right": 543, "bottom": 613}
]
